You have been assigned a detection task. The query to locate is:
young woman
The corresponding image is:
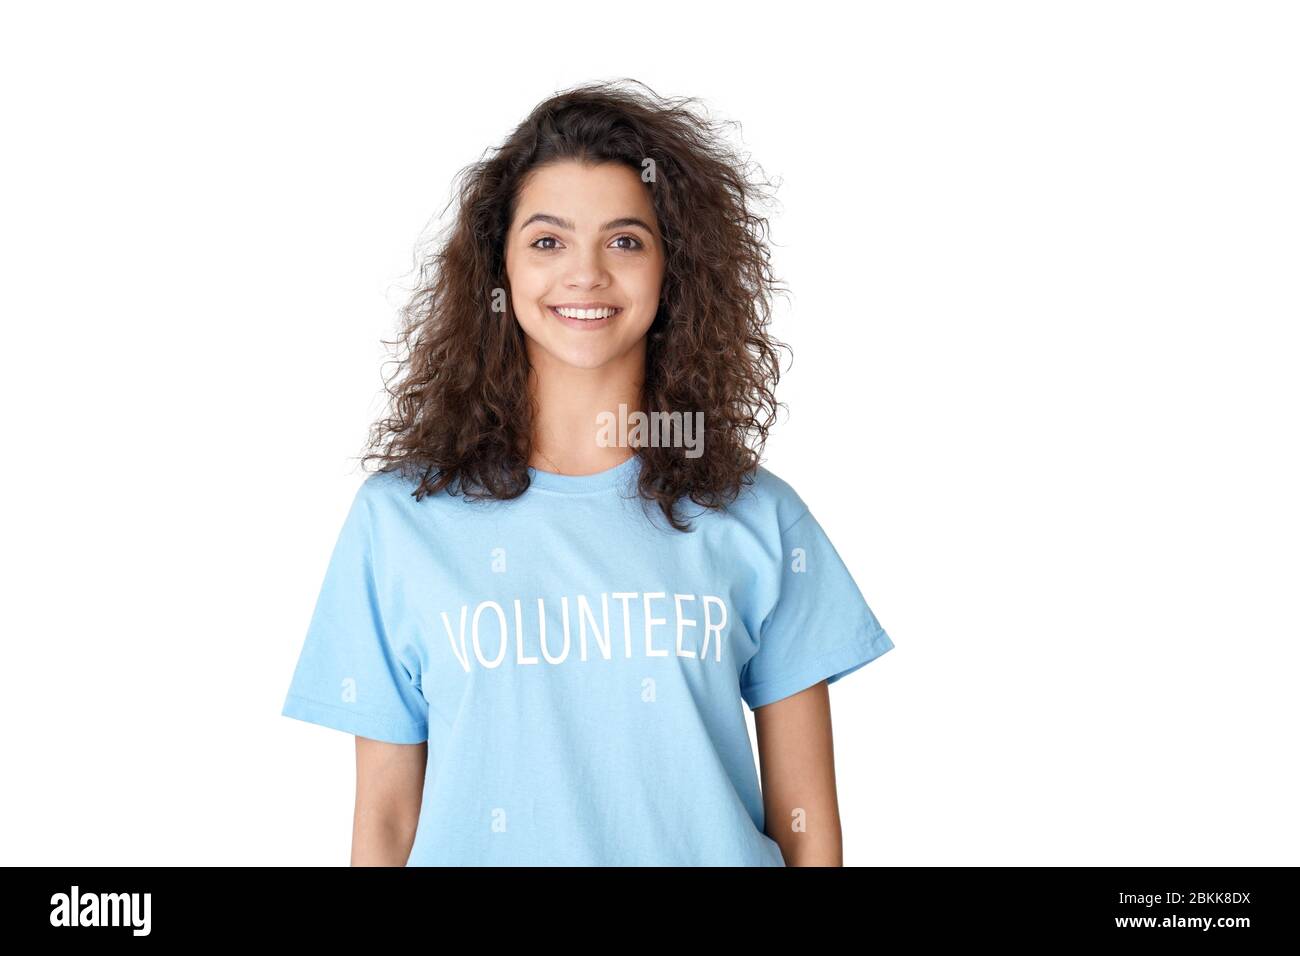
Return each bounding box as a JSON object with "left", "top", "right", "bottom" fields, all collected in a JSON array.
[{"left": 281, "top": 79, "right": 895, "bottom": 866}]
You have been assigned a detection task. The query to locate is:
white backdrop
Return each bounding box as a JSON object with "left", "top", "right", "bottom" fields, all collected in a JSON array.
[{"left": 1, "top": 0, "right": 1295, "bottom": 866}]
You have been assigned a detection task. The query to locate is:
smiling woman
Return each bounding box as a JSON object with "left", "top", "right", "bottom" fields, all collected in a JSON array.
[
  {"left": 281, "top": 79, "right": 896, "bottom": 867},
  {"left": 357, "top": 79, "right": 790, "bottom": 529}
]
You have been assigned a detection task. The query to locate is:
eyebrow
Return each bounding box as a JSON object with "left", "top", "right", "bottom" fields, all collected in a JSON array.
[{"left": 518, "top": 213, "right": 656, "bottom": 234}]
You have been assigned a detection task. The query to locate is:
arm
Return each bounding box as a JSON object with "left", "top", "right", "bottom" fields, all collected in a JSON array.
[
  {"left": 351, "top": 736, "right": 427, "bottom": 866},
  {"left": 753, "top": 679, "right": 844, "bottom": 866}
]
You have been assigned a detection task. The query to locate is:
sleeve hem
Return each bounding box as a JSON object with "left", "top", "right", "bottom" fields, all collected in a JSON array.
[
  {"left": 281, "top": 692, "right": 428, "bottom": 744},
  {"left": 740, "top": 624, "right": 895, "bottom": 711}
]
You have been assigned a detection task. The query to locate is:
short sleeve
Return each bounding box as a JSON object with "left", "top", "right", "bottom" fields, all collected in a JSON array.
[
  {"left": 280, "top": 480, "right": 429, "bottom": 744},
  {"left": 739, "top": 507, "right": 895, "bottom": 710}
]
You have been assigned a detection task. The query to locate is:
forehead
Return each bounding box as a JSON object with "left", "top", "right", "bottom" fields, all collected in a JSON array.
[{"left": 513, "top": 161, "right": 656, "bottom": 227}]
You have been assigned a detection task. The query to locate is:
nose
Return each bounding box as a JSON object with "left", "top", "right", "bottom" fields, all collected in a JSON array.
[{"left": 563, "top": 243, "right": 611, "bottom": 289}]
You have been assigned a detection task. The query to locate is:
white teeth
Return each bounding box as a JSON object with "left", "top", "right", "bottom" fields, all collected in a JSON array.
[{"left": 554, "top": 307, "right": 619, "bottom": 320}]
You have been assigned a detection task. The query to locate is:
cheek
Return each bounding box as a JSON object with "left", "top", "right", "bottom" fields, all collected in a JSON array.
[
  {"left": 628, "top": 311, "right": 657, "bottom": 340},
  {"left": 507, "top": 265, "right": 547, "bottom": 313},
  {"left": 635, "top": 257, "right": 665, "bottom": 299}
]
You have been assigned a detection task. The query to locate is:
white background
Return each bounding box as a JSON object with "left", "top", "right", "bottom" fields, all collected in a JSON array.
[{"left": 1, "top": 1, "right": 1295, "bottom": 865}]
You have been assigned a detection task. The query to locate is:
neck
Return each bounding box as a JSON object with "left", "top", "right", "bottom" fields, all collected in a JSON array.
[{"left": 527, "top": 343, "right": 644, "bottom": 475}]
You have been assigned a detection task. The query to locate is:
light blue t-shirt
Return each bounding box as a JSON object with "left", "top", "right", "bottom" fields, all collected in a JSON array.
[{"left": 281, "top": 454, "right": 894, "bottom": 866}]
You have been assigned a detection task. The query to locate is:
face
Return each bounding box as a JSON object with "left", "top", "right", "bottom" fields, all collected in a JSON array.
[{"left": 504, "top": 160, "right": 664, "bottom": 372}]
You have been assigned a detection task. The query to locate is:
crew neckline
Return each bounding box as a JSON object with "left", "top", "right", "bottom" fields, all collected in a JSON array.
[{"left": 526, "top": 453, "right": 641, "bottom": 493}]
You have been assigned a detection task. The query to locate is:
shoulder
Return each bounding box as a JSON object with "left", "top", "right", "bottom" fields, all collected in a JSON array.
[
  {"left": 358, "top": 466, "right": 420, "bottom": 497},
  {"left": 352, "top": 467, "right": 438, "bottom": 522},
  {"left": 352, "top": 467, "right": 414, "bottom": 506},
  {"left": 353, "top": 465, "right": 496, "bottom": 529},
  {"left": 708, "top": 463, "right": 812, "bottom": 533}
]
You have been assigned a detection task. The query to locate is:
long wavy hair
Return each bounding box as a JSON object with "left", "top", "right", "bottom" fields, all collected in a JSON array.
[{"left": 358, "top": 78, "right": 789, "bottom": 531}]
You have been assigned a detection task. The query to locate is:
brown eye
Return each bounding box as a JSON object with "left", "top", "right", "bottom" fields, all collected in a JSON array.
[
  {"left": 530, "top": 236, "right": 560, "bottom": 251},
  {"left": 612, "top": 235, "right": 644, "bottom": 250}
]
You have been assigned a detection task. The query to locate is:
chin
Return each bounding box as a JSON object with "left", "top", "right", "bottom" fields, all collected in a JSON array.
[
  {"left": 539, "top": 343, "right": 624, "bottom": 371},
  {"left": 521, "top": 319, "right": 649, "bottom": 371}
]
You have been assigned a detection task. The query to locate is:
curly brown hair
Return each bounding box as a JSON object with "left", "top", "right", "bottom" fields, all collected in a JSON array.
[{"left": 358, "top": 78, "right": 790, "bottom": 531}]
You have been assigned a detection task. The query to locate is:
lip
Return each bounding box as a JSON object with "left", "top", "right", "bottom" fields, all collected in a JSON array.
[{"left": 546, "top": 303, "right": 623, "bottom": 330}]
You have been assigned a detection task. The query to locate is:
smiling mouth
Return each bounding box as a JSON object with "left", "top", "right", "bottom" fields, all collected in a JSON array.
[{"left": 547, "top": 305, "right": 623, "bottom": 322}]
